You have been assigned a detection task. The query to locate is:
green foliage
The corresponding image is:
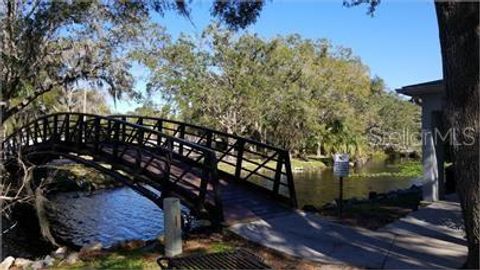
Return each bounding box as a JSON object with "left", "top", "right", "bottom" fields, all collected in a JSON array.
[
  {"left": 46, "top": 164, "right": 120, "bottom": 191},
  {"left": 139, "top": 25, "right": 420, "bottom": 160},
  {"left": 53, "top": 250, "right": 158, "bottom": 270},
  {"left": 209, "top": 242, "right": 235, "bottom": 253},
  {"left": 351, "top": 160, "right": 422, "bottom": 178},
  {"left": 397, "top": 161, "right": 423, "bottom": 177},
  {"left": 1, "top": 0, "right": 261, "bottom": 127},
  {"left": 127, "top": 100, "right": 172, "bottom": 118}
]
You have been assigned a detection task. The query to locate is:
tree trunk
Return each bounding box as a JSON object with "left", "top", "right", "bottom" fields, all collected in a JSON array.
[{"left": 435, "top": 2, "right": 479, "bottom": 268}]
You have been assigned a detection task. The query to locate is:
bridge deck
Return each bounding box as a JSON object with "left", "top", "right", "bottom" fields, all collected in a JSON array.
[
  {"left": 121, "top": 148, "right": 288, "bottom": 224},
  {"left": 3, "top": 113, "right": 295, "bottom": 226},
  {"left": 219, "top": 179, "right": 291, "bottom": 225},
  {"left": 100, "top": 145, "right": 289, "bottom": 225}
]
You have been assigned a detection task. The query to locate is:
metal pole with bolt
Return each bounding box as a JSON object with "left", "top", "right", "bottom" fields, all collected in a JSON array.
[{"left": 164, "top": 197, "right": 182, "bottom": 258}]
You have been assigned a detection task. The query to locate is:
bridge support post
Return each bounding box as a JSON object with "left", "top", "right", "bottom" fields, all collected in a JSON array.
[
  {"left": 234, "top": 139, "right": 245, "bottom": 181},
  {"left": 164, "top": 197, "right": 182, "bottom": 258}
]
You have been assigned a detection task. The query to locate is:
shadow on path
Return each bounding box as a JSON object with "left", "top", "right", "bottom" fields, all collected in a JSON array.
[{"left": 229, "top": 196, "right": 467, "bottom": 269}]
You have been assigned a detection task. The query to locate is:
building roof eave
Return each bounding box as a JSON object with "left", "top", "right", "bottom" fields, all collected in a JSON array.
[{"left": 396, "top": 79, "right": 444, "bottom": 97}]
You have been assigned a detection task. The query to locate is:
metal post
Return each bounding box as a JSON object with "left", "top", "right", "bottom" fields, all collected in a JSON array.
[
  {"left": 164, "top": 197, "right": 182, "bottom": 258},
  {"left": 284, "top": 152, "right": 298, "bottom": 207},
  {"left": 65, "top": 114, "right": 70, "bottom": 142},
  {"left": 43, "top": 118, "right": 48, "bottom": 142},
  {"left": 114, "top": 122, "right": 120, "bottom": 157},
  {"left": 94, "top": 118, "right": 100, "bottom": 151},
  {"left": 205, "top": 130, "right": 213, "bottom": 148},
  {"left": 53, "top": 115, "right": 58, "bottom": 141},
  {"left": 121, "top": 116, "right": 127, "bottom": 142},
  {"left": 273, "top": 154, "right": 283, "bottom": 196},
  {"left": 235, "top": 139, "right": 245, "bottom": 181},
  {"left": 178, "top": 125, "right": 185, "bottom": 155},
  {"left": 156, "top": 120, "right": 163, "bottom": 146},
  {"left": 77, "top": 115, "right": 83, "bottom": 145}
]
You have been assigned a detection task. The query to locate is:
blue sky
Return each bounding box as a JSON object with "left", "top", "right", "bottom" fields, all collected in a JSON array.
[{"left": 111, "top": 0, "right": 442, "bottom": 113}]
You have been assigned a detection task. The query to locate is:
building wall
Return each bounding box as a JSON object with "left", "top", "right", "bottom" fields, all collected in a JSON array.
[
  {"left": 420, "top": 93, "right": 446, "bottom": 201},
  {"left": 421, "top": 93, "right": 445, "bottom": 130}
]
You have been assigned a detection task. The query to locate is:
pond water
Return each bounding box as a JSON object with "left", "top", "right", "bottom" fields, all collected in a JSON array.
[
  {"left": 293, "top": 158, "right": 424, "bottom": 208},
  {"left": 47, "top": 157, "right": 423, "bottom": 247},
  {"left": 49, "top": 188, "right": 165, "bottom": 248}
]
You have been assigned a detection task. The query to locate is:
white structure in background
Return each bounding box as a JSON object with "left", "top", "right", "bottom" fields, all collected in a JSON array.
[{"left": 397, "top": 80, "right": 446, "bottom": 202}]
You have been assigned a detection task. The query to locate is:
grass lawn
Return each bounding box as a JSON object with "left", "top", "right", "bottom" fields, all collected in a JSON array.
[
  {"left": 50, "top": 231, "right": 355, "bottom": 270},
  {"left": 54, "top": 250, "right": 159, "bottom": 269},
  {"left": 218, "top": 156, "right": 327, "bottom": 174},
  {"left": 45, "top": 163, "right": 120, "bottom": 191}
]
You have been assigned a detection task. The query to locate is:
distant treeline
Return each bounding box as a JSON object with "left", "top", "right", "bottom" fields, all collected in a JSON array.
[{"left": 132, "top": 24, "right": 420, "bottom": 159}]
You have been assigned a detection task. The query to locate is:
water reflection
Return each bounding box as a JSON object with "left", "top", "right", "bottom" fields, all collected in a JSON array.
[
  {"left": 293, "top": 158, "right": 423, "bottom": 208},
  {"left": 49, "top": 188, "right": 165, "bottom": 247}
]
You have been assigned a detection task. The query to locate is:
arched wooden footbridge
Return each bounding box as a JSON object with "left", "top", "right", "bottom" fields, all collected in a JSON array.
[{"left": 3, "top": 113, "right": 297, "bottom": 226}]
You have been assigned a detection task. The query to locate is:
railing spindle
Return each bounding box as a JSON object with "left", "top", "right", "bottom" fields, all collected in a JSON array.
[
  {"left": 121, "top": 116, "right": 127, "bottom": 142},
  {"left": 53, "top": 115, "right": 58, "bottom": 142},
  {"left": 178, "top": 125, "right": 185, "bottom": 155},
  {"left": 273, "top": 153, "right": 283, "bottom": 196},
  {"left": 156, "top": 119, "right": 163, "bottom": 146},
  {"left": 65, "top": 114, "right": 70, "bottom": 143},
  {"left": 137, "top": 118, "right": 144, "bottom": 145},
  {"left": 206, "top": 130, "right": 213, "bottom": 149},
  {"left": 234, "top": 138, "right": 245, "bottom": 181},
  {"left": 113, "top": 121, "right": 119, "bottom": 158},
  {"left": 43, "top": 118, "right": 48, "bottom": 142},
  {"left": 284, "top": 152, "right": 297, "bottom": 208},
  {"left": 34, "top": 121, "right": 39, "bottom": 144},
  {"left": 94, "top": 117, "right": 100, "bottom": 151},
  {"left": 77, "top": 115, "right": 83, "bottom": 145}
]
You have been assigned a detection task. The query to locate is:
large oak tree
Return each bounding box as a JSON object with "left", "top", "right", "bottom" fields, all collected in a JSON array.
[{"left": 435, "top": 2, "right": 479, "bottom": 268}]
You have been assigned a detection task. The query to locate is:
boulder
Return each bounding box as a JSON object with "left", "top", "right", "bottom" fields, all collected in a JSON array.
[
  {"left": 31, "top": 255, "right": 54, "bottom": 270},
  {"left": 52, "top": 246, "right": 68, "bottom": 259},
  {"left": 43, "top": 255, "right": 55, "bottom": 267},
  {"left": 13, "top": 258, "right": 33, "bottom": 269},
  {"left": 64, "top": 252, "right": 80, "bottom": 265},
  {"left": 80, "top": 242, "right": 103, "bottom": 253},
  {"left": 31, "top": 260, "right": 43, "bottom": 270},
  {"left": 120, "top": 240, "right": 146, "bottom": 251},
  {"left": 79, "top": 242, "right": 103, "bottom": 258},
  {"left": 0, "top": 256, "right": 15, "bottom": 270}
]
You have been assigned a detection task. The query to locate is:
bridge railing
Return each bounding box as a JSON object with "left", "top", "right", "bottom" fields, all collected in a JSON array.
[
  {"left": 3, "top": 113, "right": 223, "bottom": 220},
  {"left": 109, "top": 115, "right": 297, "bottom": 207}
]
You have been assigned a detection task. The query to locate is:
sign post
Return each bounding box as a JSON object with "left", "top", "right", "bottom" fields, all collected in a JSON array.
[{"left": 333, "top": 154, "right": 349, "bottom": 218}]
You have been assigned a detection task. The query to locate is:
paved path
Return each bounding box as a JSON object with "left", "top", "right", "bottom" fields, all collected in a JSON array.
[{"left": 229, "top": 196, "right": 467, "bottom": 269}]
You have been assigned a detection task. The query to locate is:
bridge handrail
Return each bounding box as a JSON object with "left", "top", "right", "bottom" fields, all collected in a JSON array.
[
  {"left": 109, "top": 115, "right": 297, "bottom": 208},
  {"left": 3, "top": 113, "right": 216, "bottom": 155},
  {"left": 3, "top": 113, "right": 223, "bottom": 222},
  {"left": 110, "top": 115, "right": 287, "bottom": 153}
]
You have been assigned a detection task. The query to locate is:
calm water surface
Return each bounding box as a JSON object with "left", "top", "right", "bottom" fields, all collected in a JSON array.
[
  {"left": 293, "top": 158, "right": 424, "bottom": 208},
  {"left": 49, "top": 158, "right": 422, "bottom": 246},
  {"left": 49, "top": 188, "right": 165, "bottom": 247}
]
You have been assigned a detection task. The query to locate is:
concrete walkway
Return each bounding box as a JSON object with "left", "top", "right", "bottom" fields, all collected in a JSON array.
[{"left": 229, "top": 196, "right": 467, "bottom": 269}]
